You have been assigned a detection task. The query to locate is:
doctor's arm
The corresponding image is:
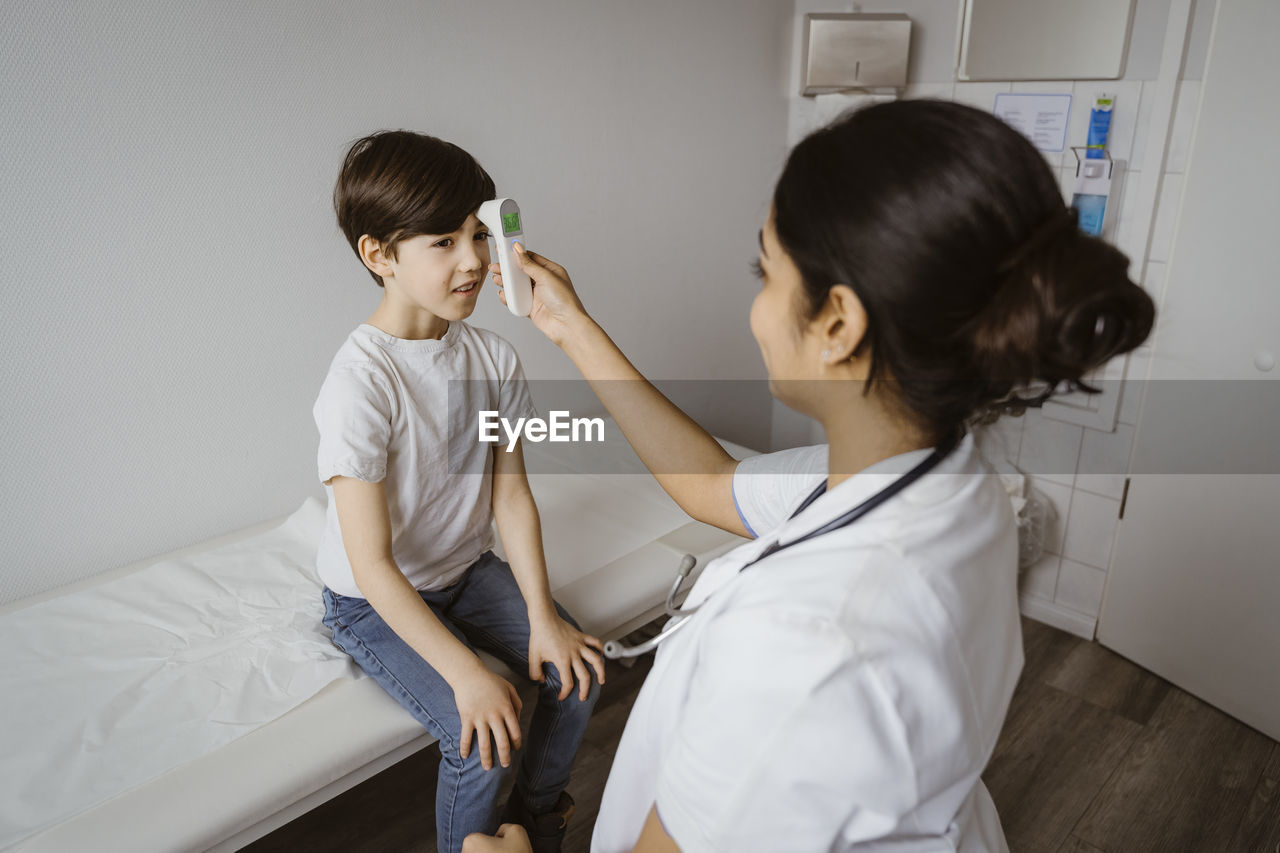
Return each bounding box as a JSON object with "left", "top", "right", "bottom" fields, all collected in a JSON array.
[
  {"left": 634, "top": 805, "right": 683, "bottom": 852},
  {"left": 490, "top": 248, "right": 750, "bottom": 538}
]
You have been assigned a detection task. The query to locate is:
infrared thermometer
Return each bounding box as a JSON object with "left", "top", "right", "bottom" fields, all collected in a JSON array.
[{"left": 477, "top": 198, "right": 533, "bottom": 317}]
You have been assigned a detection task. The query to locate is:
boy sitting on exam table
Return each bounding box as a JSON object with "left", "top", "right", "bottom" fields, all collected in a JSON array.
[{"left": 311, "top": 130, "right": 602, "bottom": 853}]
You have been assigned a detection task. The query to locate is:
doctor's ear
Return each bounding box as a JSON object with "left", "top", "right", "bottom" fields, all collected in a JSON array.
[
  {"left": 814, "top": 284, "right": 869, "bottom": 366},
  {"left": 358, "top": 234, "right": 395, "bottom": 278}
]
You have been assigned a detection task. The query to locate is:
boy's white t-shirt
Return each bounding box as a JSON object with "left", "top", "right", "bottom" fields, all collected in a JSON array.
[{"left": 312, "top": 321, "right": 536, "bottom": 597}]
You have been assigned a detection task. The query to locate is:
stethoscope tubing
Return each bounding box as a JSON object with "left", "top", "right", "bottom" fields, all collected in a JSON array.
[{"left": 602, "top": 437, "right": 959, "bottom": 660}]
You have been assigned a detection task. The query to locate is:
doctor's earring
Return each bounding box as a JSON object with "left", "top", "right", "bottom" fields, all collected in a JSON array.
[{"left": 822, "top": 348, "right": 855, "bottom": 367}]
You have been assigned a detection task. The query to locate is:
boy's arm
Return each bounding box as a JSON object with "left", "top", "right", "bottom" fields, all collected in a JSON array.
[
  {"left": 489, "top": 439, "right": 557, "bottom": 625},
  {"left": 330, "top": 475, "right": 524, "bottom": 770},
  {"left": 490, "top": 439, "right": 605, "bottom": 699}
]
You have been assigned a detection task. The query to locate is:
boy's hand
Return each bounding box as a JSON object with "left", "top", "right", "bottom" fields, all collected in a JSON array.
[
  {"left": 528, "top": 615, "right": 606, "bottom": 702},
  {"left": 453, "top": 663, "right": 524, "bottom": 771},
  {"left": 489, "top": 245, "right": 590, "bottom": 347}
]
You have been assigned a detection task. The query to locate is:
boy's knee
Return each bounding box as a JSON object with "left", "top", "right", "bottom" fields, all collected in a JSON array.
[
  {"left": 580, "top": 670, "right": 602, "bottom": 706},
  {"left": 441, "top": 735, "right": 515, "bottom": 780},
  {"left": 539, "top": 663, "right": 601, "bottom": 711}
]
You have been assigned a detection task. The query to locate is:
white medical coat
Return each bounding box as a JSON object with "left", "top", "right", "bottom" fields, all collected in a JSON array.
[{"left": 591, "top": 434, "right": 1023, "bottom": 852}]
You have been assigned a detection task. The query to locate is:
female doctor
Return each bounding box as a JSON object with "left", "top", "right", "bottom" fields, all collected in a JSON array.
[{"left": 466, "top": 100, "right": 1155, "bottom": 853}]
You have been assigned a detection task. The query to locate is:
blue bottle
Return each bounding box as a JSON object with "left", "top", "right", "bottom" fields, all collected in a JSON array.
[{"left": 1072, "top": 94, "right": 1116, "bottom": 236}]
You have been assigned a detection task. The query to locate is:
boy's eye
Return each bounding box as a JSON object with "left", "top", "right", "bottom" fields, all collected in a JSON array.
[
  {"left": 475, "top": 231, "right": 491, "bottom": 241},
  {"left": 433, "top": 238, "right": 454, "bottom": 248}
]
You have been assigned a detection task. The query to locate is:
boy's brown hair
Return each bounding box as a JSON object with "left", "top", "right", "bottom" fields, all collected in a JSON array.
[{"left": 334, "top": 130, "right": 496, "bottom": 287}]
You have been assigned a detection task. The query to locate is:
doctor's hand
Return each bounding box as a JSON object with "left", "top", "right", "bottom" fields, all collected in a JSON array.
[
  {"left": 489, "top": 245, "right": 590, "bottom": 347},
  {"left": 452, "top": 663, "right": 524, "bottom": 771},
  {"left": 528, "top": 614, "right": 606, "bottom": 702},
  {"left": 462, "top": 823, "right": 533, "bottom": 853}
]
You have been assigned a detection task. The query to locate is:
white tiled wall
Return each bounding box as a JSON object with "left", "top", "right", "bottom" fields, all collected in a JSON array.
[
  {"left": 906, "top": 66, "right": 1205, "bottom": 638},
  {"left": 785, "top": 2, "right": 1208, "bottom": 639},
  {"left": 976, "top": 78, "right": 1200, "bottom": 639}
]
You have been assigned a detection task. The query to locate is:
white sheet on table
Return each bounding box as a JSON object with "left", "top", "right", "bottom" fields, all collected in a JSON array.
[
  {"left": 517, "top": 424, "right": 748, "bottom": 588},
  {"left": 0, "top": 498, "right": 354, "bottom": 850},
  {"left": 522, "top": 470, "right": 690, "bottom": 588}
]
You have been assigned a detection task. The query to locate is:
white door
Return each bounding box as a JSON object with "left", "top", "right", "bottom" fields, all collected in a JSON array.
[{"left": 1097, "top": 0, "right": 1280, "bottom": 741}]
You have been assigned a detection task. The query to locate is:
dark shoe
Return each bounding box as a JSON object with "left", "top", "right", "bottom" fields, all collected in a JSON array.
[{"left": 500, "top": 790, "right": 575, "bottom": 853}]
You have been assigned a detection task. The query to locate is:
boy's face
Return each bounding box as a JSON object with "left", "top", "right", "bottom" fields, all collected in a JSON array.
[{"left": 380, "top": 213, "right": 492, "bottom": 321}]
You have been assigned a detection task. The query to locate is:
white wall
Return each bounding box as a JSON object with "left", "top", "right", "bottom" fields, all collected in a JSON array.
[
  {"left": 0, "top": 0, "right": 793, "bottom": 605},
  {"left": 780, "top": 0, "right": 1218, "bottom": 637}
]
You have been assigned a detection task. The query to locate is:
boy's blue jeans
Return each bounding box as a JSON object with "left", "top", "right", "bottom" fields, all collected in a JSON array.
[{"left": 321, "top": 550, "right": 600, "bottom": 853}]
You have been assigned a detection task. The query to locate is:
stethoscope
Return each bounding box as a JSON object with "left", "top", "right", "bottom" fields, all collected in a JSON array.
[{"left": 602, "top": 436, "right": 959, "bottom": 659}]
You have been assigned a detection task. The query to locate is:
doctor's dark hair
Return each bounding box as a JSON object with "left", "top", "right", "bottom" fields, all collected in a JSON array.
[
  {"left": 772, "top": 99, "right": 1155, "bottom": 442},
  {"left": 334, "top": 130, "right": 496, "bottom": 287}
]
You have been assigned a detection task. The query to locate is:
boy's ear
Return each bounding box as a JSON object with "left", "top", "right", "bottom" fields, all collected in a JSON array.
[{"left": 358, "top": 234, "right": 394, "bottom": 278}]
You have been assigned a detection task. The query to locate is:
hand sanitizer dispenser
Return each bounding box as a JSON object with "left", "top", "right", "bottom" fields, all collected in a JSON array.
[
  {"left": 1071, "top": 94, "right": 1118, "bottom": 237},
  {"left": 1072, "top": 155, "right": 1114, "bottom": 237}
]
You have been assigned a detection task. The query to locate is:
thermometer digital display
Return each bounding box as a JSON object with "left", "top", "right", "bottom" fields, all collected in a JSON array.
[{"left": 477, "top": 198, "right": 533, "bottom": 317}]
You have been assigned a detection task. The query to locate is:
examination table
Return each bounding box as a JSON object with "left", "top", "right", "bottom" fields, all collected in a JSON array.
[{"left": 0, "top": 424, "right": 754, "bottom": 851}]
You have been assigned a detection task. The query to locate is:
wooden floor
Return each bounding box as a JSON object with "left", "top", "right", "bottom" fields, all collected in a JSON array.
[{"left": 244, "top": 617, "right": 1280, "bottom": 852}]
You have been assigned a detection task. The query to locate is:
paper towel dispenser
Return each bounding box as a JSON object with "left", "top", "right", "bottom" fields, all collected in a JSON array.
[{"left": 801, "top": 13, "right": 911, "bottom": 96}]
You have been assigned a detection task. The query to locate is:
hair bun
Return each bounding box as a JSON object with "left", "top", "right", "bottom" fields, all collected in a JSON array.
[
  {"left": 972, "top": 222, "right": 1155, "bottom": 400},
  {"left": 1051, "top": 286, "right": 1152, "bottom": 381}
]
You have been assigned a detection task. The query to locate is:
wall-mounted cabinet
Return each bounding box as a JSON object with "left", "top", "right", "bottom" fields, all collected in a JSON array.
[{"left": 958, "top": 0, "right": 1136, "bottom": 81}]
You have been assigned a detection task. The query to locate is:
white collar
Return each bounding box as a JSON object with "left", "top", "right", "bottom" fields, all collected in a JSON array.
[
  {"left": 682, "top": 434, "right": 980, "bottom": 611},
  {"left": 773, "top": 433, "right": 978, "bottom": 548}
]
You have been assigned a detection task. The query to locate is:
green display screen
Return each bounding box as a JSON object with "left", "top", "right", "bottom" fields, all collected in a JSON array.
[{"left": 502, "top": 211, "right": 522, "bottom": 235}]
